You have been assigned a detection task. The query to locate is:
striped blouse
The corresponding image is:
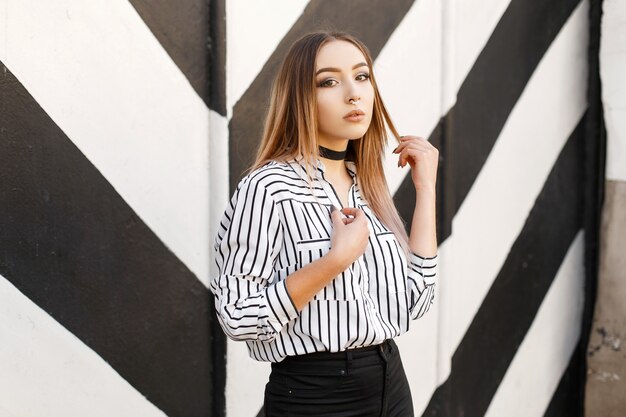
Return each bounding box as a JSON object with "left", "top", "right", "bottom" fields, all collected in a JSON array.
[{"left": 210, "top": 156, "right": 438, "bottom": 362}]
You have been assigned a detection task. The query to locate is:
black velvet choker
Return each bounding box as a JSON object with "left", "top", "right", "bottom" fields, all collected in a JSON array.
[{"left": 318, "top": 145, "right": 347, "bottom": 160}]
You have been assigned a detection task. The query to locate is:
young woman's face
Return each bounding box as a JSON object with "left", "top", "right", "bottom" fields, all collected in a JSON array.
[{"left": 314, "top": 40, "right": 375, "bottom": 150}]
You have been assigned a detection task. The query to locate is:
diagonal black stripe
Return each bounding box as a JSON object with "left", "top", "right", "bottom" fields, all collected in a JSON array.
[
  {"left": 128, "top": 0, "right": 226, "bottom": 114},
  {"left": 421, "top": 113, "right": 586, "bottom": 416},
  {"left": 229, "top": 0, "right": 415, "bottom": 193},
  {"left": 395, "top": 0, "right": 582, "bottom": 237},
  {"left": 0, "top": 62, "right": 213, "bottom": 417}
]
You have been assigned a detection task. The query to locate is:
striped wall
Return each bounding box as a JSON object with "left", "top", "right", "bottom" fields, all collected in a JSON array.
[
  {"left": 0, "top": 0, "right": 604, "bottom": 416},
  {"left": 0, "top": 1, "right": 223, "bottom": 416}
]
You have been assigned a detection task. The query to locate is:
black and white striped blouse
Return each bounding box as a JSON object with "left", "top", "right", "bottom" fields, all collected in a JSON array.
[{"left": 210, "top": 156, "right": 437, "bottom": 362}]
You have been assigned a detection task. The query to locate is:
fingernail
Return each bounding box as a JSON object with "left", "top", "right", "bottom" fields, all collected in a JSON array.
[
  {"left": 392, "top": 146, "right": 398, "bottom": 153},
  {"left": 331, "top": 205, "right": 337, "bottom": 213}
]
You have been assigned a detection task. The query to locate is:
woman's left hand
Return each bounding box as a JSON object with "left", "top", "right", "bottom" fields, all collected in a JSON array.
[{"left": 393, "top": 135, "right": 439, "bottom": 192}]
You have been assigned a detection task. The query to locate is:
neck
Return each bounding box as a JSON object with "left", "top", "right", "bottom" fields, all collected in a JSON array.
[
  {"left": 318, "top": 153, "right": 349, "bottom": 178},
  {"left": 317, "top": 139, "right": 350, "bottom": 177}
]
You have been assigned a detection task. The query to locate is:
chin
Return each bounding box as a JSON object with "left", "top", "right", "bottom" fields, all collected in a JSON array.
[
  {"left": 347, "top": 128, "right": 369, "bottom": 140},
  {"left": 348, "top": 134, "right": 366, "bottom": 140}
]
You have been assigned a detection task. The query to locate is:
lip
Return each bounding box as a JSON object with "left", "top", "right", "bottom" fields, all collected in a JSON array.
[
  {"left": 343, "top": 109, "right": 365, "bottom": 121},
  {"left": 344, "top": 114, "right": 365, "bottom": 122}
]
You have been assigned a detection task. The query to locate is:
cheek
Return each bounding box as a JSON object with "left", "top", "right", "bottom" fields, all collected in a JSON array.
[
  {"left": 316, "top": 93, "right": 340, "bottom": 127},
  {"left": 316, "top": 90, "right": 338, "bottom": 114}
]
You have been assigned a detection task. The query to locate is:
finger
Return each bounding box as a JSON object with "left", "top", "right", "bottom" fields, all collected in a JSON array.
[
  {"left": 351, "top": 208, "right": 367, "bottom": 221},
  {"left": 401, "top": 135, "right": 428, "bottom": 141},
  {"left": 341, "top": 207, "right": 368, "bottom": 222},
  {"left": 397, "top": 144, "right": 430, "bottom": 157},
  {"left": 393, "top": 137, "right": 430, "bottom": 153},
  {"left": 342, "top": 217, "right": 355, "bottom": 225},
  {"left": 397, "top": 145, "right": 438, "bottom": 168},
  {"left": 400, "top": 139, "right": 431, "bottom": 150},
  {"left": 403, "top": 149, "right": 429, "bottom": 166},
  {"left": 330, "top": 205, "right": 344, "bottom": 227},
  {"left": 399, "top": 148, "right": 429, "bottom": 167},
  {"left": 340, "top": 207, "right": 361, "bottom": 217}
]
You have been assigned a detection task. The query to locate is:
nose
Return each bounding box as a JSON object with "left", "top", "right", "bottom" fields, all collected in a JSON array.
[
  {"left": 346, "top": 76, "right": 361, "bottom": 102},
  {"left": 347, "top": 93, "right": 361, "bottom": 105}
]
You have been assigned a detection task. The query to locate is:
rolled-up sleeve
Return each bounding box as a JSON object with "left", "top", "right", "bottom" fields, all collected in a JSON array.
[
  {"left": 209, "top": 175, "right": 299, "bottom": 342},
  {"left": 406, "top": 251, "right": 438, "bottom": 320}
]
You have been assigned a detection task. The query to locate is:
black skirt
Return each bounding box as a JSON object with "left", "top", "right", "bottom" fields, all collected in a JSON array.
[{"left": 263, "top": 338, "right": 414, "bottom": 417}]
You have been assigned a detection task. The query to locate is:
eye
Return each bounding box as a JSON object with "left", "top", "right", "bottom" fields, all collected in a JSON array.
[
  {"left": 318, "top": 78, "right": 338, "bottom": 88},
  {"left": 356, "top": 73, "right": 370, "bottom": 81}
]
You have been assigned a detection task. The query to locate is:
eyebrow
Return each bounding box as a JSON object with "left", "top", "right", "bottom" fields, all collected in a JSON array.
[{"left": 315, "top": 62, "right": 369, "bottom": 76}]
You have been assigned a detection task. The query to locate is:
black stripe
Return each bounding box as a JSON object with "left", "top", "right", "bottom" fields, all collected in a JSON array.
[
  {"left": 128, "top": 0, "right": 226, "bottom": 114},
  {"left": 421, "top": 113, "right": 586, "bottom": 416},
  {"left": 0, "top": 62, "right": 213, "bottom": 417},
  {"left": 394, "top": 0, "right": 582, "bottom": 240},
  {"left": 229, "top": 0, "right": 415, "bottom": 192}
]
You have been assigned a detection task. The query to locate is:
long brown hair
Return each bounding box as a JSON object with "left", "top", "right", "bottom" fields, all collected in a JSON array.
[{"left": 249, "top": 31, "right": 409, "bottom": 254}]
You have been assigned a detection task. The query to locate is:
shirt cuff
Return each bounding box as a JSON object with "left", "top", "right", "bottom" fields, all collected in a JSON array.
[
  {"left": 409, "top": 251, "right": 438, "bottom": 285},
  {"left": 265, "top": 279, "right": 300, "bottom": 334}
]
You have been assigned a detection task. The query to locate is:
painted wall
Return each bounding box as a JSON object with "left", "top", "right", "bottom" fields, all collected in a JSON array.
[
  {"left": 0, "top": 0, "right": 223, "bottom": 416},
  {"left": 0, "top": 0, "right": 606, "bottom": 416}
]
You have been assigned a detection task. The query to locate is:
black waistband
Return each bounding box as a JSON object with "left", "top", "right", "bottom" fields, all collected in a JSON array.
[{"left": 273, "top": 339, "right": 393, "bottom": 365}]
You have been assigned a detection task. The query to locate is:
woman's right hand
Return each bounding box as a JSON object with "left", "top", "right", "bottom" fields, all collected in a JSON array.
[{"left": 328, "top": 206, "right": 370, "bottom": 269}]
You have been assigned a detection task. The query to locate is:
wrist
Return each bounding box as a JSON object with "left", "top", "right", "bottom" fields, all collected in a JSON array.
[
  {"left": 325, "top": 248, "right": 352, "bottom": 272},
  {"left": 414, "top": 185, "right": 436, "bottom": 194}
]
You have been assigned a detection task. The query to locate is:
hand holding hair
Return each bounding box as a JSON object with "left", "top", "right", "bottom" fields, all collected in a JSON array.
[{"left": 394, "top": 135, "right": 439, "bottom": 192}]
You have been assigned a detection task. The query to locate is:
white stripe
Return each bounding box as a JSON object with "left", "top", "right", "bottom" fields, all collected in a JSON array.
[
  {"left": 226, "top": 340, "right": 272, "bottom": 417},
  {"left": 485, "top": 231, "right": 585, "bottom": 416},
  {"left": 0, "top": 0, "right": 212, "bottom": 287},
  {"left": 209, "top": 110, "right": 230, "bottom": 280},
  {"left": 226, "top": 0, "right": 309, "bottom": 120},
  {"left": 601, "top": 0, "right": 626, "bottom": 181},
  {"left": 374, "top": 0, "right": 445, "bottom": 193},
  {"left": 441, "top": 0, "right": 589, "bottom": 382},
  {"left": 0, "top": 275, "right": 167, "bottom": 417},
  {"left": 396, "top": 239, "right": 451, "bottom": 415}
]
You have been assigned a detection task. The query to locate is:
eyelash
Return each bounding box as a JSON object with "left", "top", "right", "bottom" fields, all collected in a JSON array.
[{"left": 318, "top": 73, "right": 370, "bottom": 88}]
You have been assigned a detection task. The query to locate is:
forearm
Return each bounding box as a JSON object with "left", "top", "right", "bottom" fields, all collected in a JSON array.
[
  {"left": 409, "top": 187, "right": 438, "bottom": 257},
  {"left": 285, "top": 250, "right": 349, "bottom": 311}
]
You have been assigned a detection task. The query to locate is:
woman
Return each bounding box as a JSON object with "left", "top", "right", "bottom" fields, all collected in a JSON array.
[{"left": 210, "top": 30, "right": 439, "bottom": 417}]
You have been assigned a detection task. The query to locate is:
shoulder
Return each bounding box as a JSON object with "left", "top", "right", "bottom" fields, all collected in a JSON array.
[{"left": 235, "top": 160, "right": 297, "bottom": 196}]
